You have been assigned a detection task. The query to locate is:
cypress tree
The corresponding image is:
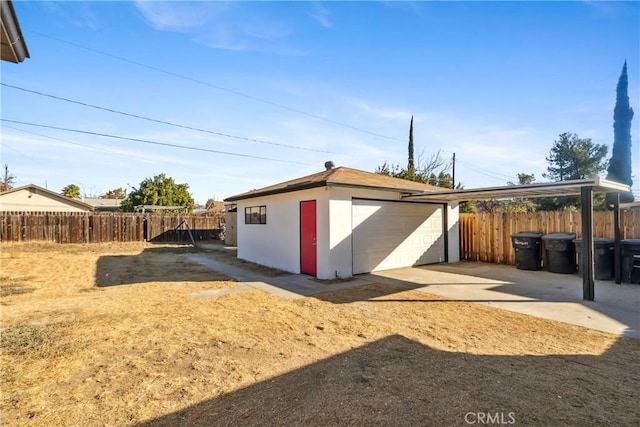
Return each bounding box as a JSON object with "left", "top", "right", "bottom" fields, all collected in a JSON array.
[
  {"left": 606, "top": 60, "right": 635, "bottom": 204},
  {"left": 408, "top": 115, "right": 415, "bottom": 173}
]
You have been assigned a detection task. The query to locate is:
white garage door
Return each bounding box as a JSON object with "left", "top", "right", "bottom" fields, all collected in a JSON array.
[{"left": 352, "top": 199, "right": 445, "bottom": 274}]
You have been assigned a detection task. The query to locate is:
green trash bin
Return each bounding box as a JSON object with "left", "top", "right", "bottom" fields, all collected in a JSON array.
[
  {"left": 542, "top": 233, "right": 576, "bottom": 274},
  {"left": 573, "top": 238, "right": 614, "bottom": 280}
]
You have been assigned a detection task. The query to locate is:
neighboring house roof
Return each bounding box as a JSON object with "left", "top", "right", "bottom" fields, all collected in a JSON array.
[
  {"left": 225, "top": 166, "right": 444, "bottom": 202},
  {"left": 0, "top": 184, "right": 94, "bottom": 211},
  {"left": 83, "top": 198, "right": 124, "bottom": 210},
  {"left": 1, "top": 0, "right": 30, "bottom": 63}
]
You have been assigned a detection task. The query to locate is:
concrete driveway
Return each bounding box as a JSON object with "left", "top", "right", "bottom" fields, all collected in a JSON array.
[{"left": 364, "top": 262, "right": 640, "bottom": 338}]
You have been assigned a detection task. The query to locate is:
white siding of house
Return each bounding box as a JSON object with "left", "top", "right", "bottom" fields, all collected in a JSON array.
[
  {"left": 236, "top": 188, "right": 329, "bottom": 276},
  {"left": 0, "top": 189, "right": 89, "bottom": 212},
  {"left": 235, "top": 185, "right": 460, "bottom": 279},
  {"left": 447, "top": 202, "right": 460, "bottom": 263}
]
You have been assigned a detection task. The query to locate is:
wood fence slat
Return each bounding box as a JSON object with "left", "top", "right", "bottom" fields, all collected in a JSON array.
[
  {"left": 0, "top": 212, "right": 223, "bottom": 244},
  {"left": 459, "top": 210, "right": 640, "bottom": 265}
]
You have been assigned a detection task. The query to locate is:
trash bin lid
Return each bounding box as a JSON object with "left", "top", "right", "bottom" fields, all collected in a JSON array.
[
  {"left": 542, "top": 232, "right": 576, "bottom": 241},
  {"left": 573, "top": 237, "right": 614, "bottom": 244},
  {"left": 511, "top": 231, "right": 542, "bottom": 238},
  {"left": 621, "top": 239, "right": 640, "bottom": 246}
]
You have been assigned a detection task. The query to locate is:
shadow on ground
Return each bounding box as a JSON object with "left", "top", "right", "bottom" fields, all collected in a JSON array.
[
  {"left": 96, "top": 246, "right": 227, "bottom": 287},
  {"left": 137, "top": 334, "right": 639, "bottom": 426}
]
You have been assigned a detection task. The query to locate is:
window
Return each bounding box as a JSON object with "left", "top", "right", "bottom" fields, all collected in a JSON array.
[{"left": 245, "top": 206, "right": 266, "bottom": 224}]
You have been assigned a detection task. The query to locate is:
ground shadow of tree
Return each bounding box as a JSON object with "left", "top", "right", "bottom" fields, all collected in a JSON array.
[{"left": 137, "top": 334, "right": 639, "bottom": 426}]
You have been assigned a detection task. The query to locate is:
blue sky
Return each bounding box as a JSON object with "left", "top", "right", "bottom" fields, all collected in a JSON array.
[{"left": 1, "top": 1, "right": 638, "bottom": 204}]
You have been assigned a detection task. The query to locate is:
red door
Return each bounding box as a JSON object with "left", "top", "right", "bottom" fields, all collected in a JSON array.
[{"left": 300, "top": 200, "right": 317, "bottom": 276}]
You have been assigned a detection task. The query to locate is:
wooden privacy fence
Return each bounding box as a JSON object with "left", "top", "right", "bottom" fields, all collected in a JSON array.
[
  {"left": 460, "top": 210, "right": 640, "bottom": 265},
  {"left": 0, "top": 212, "right": 224, "bottom": 244}
]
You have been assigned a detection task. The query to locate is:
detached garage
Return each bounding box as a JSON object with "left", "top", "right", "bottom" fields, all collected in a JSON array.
[{"left": 224, "top": 164, "right": 459, "bottom": 279}]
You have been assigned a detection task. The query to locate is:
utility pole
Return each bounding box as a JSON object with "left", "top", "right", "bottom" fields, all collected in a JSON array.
[{"left": 452, "top": 152, "right": 456, "bottom": 189}]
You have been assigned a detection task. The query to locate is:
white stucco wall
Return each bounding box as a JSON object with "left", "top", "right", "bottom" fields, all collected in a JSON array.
[
  {"left": 0, "top": 189, "right": 88, "bottom": 212},
  {"left": 236, "top": 188, "right": 329, "bottom": 276},
  {"left": 447, "top": 202, "right": 460, "bottom": 262},
  {"left": 327, "top": 187, "right": 409, "bottom": 278},
  {"left": 236, "top": 185, "right": 460, "bottom": 279}
]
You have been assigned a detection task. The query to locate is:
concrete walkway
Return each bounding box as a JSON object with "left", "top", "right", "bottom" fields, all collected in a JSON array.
[
  {"left": 187, "top": 247, "right": 639, "bottom": 338},
  {"left": 186, "top": 253, "right": 370, "bottom": 299}
]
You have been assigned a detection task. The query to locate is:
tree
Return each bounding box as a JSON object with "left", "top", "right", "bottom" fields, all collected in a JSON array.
[
  {"left": 61, "top": 184, "right": 81, "bottom": 199},
  {"left": 101, "top": 187, "right": 126, "bottom": 199},
  {"left": 503, "top": 173, "right": 538, "bottom": 212},
  {"left": 507, "top": 173, "right": 536, "bottom": 186},
  {"left": 0, "top": 164, "right": 16, "bottom": 192},
  {"left": 408, "top": 115, "right": 415, "bottom": 173},
  {"left": 606, "top": 60, "right": 635, "bottom": 205},
  {"left": 376, "top": 149, "right": 451, "bottom": 184},
  {"left": 543, "top": 132, "right": 608, "bottom": 181},
  {"left": 539, "top": 133, "right": 608, "bottom": 211},
  {"left": 121, "top": 173, "right": 194, "bottom": 212}
]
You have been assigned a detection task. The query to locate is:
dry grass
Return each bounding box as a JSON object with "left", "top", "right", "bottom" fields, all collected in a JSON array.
[
  {"left": 0, "top": 241, "right": 638, "bottom": 426},
  {"left": 198, "top": 246, "right": 289, "bottom": 277},
  {"left": 0, "top": 274, "right": 35, "bottom": 297}
]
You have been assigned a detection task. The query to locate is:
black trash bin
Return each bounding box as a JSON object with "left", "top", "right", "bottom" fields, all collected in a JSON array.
[
  {"left": 511, "top": 232, "right": 542, "bottom": 271},
  {"left": 574, "top": 238, "right": 614, "bottom": 280},
  {"left": 542, "top": 233, "right": 576, "bottom": 274},
  {"left": 621, "top": 239, "right": 640, "bottom": 284}
]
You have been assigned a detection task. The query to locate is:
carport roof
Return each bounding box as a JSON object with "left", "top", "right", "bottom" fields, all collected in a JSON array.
[{"left": 404, "top": 177, "right": 631, "bottom": 202}]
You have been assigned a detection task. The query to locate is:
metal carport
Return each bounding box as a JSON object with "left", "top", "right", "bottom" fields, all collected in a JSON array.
[{"left": 403, "top": 177, "right": 631, "bottom": 301}]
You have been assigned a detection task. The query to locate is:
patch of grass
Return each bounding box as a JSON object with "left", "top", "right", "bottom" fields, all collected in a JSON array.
[
  {"left": 0, "top": 285, "right": 34, "bottom": 297},
  {"left": 1, "top": 322, "right": 87, "bottom": 359},
  {"left": 0, "top": 275, "right": 35, "bottom": 297}
]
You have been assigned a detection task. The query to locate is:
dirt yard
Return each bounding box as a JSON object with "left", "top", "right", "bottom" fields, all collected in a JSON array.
[{"left": 1, "top": 242, "right": 638, "bottom": 426}]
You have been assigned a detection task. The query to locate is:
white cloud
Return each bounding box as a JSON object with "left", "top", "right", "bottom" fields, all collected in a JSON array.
[
  {"left": 309, "top": 3, "right": 332, "bottom": 29},
  {"left": 134, "top": 1, "right": 305, "bottom": 55},
  {"left": 344, "top": 97, "right": 412, "bottom": 122},
  {"left": 134, "top": 1, "right": 228, "bottom": 31}
]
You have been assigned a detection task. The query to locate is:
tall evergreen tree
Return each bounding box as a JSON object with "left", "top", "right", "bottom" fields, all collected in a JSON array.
[
  {"left": 606, "top": 60, "right": 635, "bottom": 204},
  {"left": 408, "top": 116, "right": 415, "bottom": 173}
]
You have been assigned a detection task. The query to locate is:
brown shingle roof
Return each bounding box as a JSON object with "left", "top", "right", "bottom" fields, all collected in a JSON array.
[{"left": 224, "top": 167, "right": 444, "bottom": 202}]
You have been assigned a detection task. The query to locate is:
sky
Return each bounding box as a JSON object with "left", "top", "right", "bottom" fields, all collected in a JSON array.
[{"left": 1, "top": 1, "right": 639, "bottom": 204}]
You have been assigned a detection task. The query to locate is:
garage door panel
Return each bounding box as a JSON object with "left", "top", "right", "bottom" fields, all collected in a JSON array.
[{"left": 352, "top": 200, "right": 444, "bottom": 274}]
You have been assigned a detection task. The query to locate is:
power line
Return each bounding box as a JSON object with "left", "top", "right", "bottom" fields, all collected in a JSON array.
[
  {"left": 1, "top": 140, "right": 48, "bottom": 167},
  {"left": 1, "top": 119, "right": 315, "bottom": 166},
  {"left": 25, "top": 29, "right": 405, "bottom": 143},
  {"left": 456, "top": 159, "right": 518, "bottom": 180},
  {"left": 3, "top": 124, "right": 167, "bottom": 164},
  {"left": 1, "top": 83, "right": 336, "bottom": 154},
  {"left": 456, "top": 161, "right": 514, "bottom": 183},
  {"left": 3, "top": 125, "right": 281, "bottom": 187}
]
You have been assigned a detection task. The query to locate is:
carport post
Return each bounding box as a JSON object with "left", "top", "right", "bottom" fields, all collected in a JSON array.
[
  {"left": 581, "top": 186, "right": 595, "bottom": 301},
  {"left": 612, "top": 193, "right": 621, "bottom": 284}
]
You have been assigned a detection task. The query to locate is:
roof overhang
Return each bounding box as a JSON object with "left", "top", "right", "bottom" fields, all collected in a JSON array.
[
  {"left": 1, "top": 0, "right": 29, "bottom": 63},
  {"left": 404, "top": 178, "right": 631, "bottom": 202}
]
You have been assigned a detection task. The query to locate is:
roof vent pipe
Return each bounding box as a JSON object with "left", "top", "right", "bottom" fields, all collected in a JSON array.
[{"left": 324, "top": 161, "right": 335, "bottom": 170}]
